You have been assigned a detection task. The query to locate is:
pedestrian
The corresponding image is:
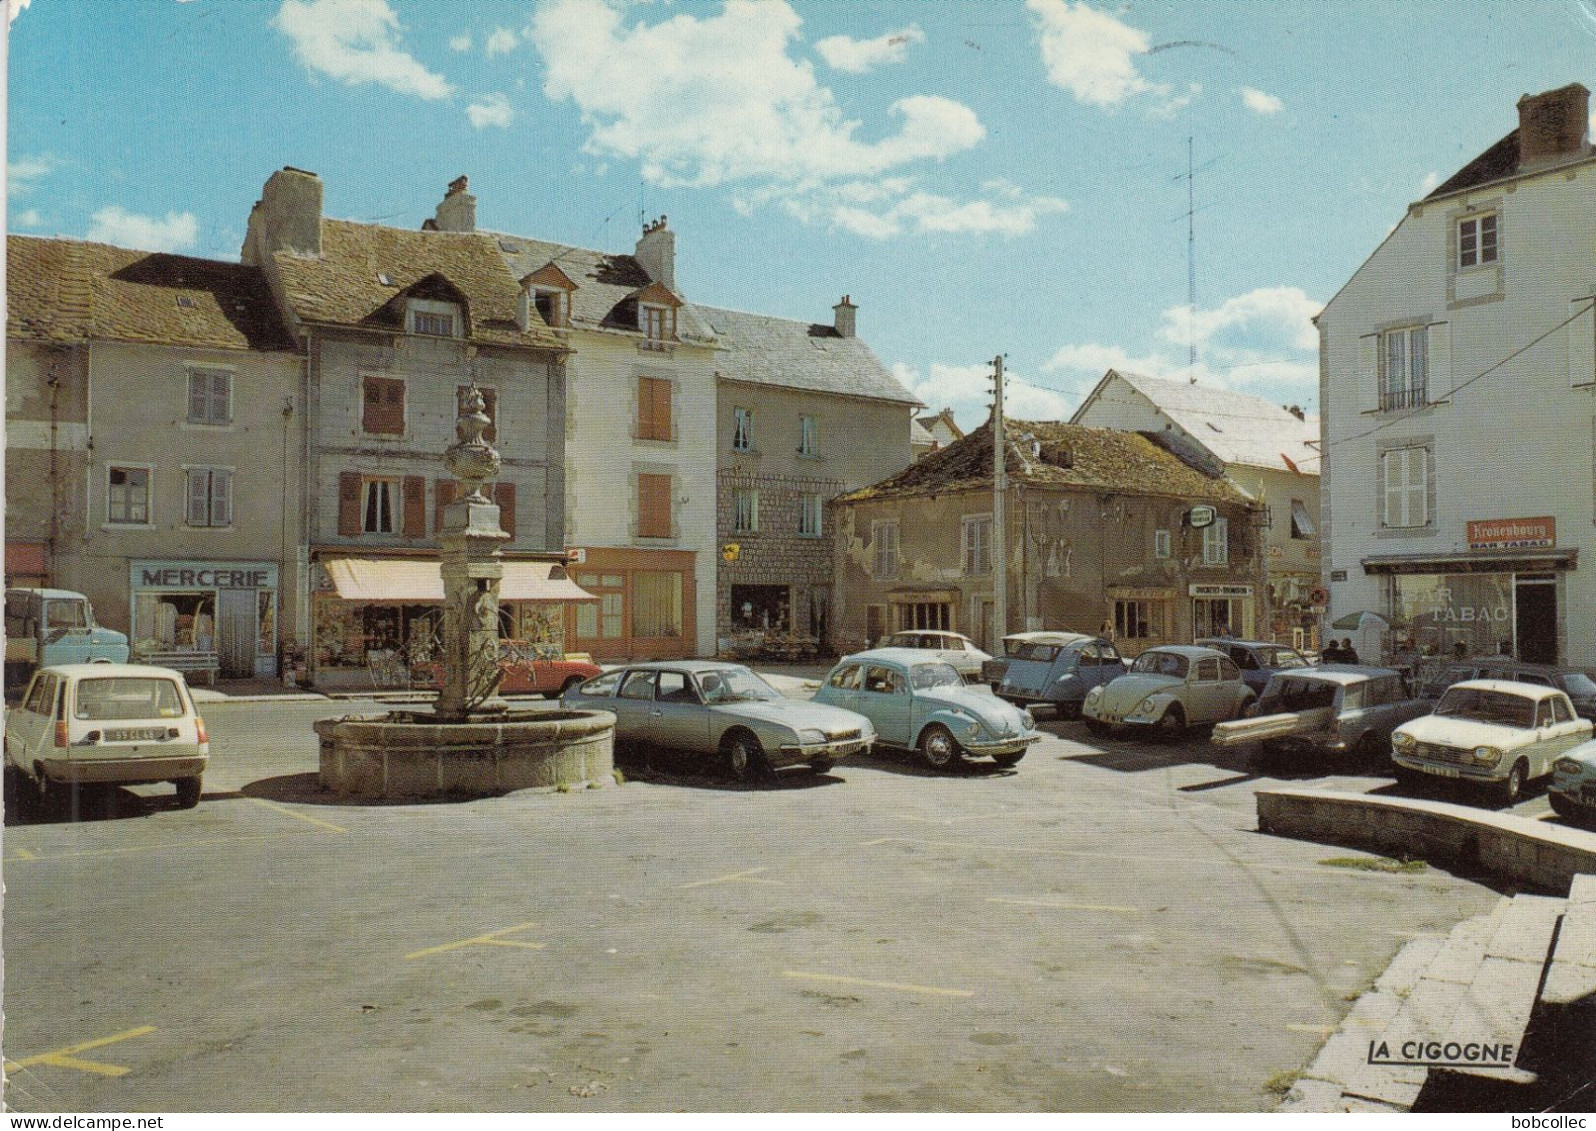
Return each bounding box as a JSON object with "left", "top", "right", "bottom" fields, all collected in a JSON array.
[
  {"left": 1341, "top": 637, "right": 1361, "bottom": 664},
  {"left": 1453, "top": 640, "right": 1468, "bottom": 660},
  {"left": 1321, "top": 638, "right": 1343, "bottom": 663}
]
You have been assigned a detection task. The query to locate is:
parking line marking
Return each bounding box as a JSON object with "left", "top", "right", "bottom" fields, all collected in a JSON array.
[
  {"left": 3, "top": 1026, "right": 156, "bottom": 1077},
  {"left": 3, "top": 830, "right": 332, "bottom": 864},
  {"left": 405, "top": 922, "right": 544, "bottom": 960},
  {"left": 987, "top": 897, "right": 1142, "bottom": 913},
  {"left": 13, "top": 847, "right": 36, "bottom": 860},
  {"left": 783, "top": 971, "right": 974, "bottom": 998},
  {"left": 679, "top": 866, "right": 776, "bottom": 889},
  {"left": 249, "top": 797, "right": 346, "bottom": 833},
  {"left": 1286, "top": 1024, "right": 1337, "bottom": 1036}
]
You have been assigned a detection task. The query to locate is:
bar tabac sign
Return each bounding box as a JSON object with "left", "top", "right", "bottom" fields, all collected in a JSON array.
[{"left": 1466, "top": 516, "right": 1555, "bottom": 551}]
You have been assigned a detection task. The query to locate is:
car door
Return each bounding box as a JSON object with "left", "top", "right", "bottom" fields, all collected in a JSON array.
[
  {"left": 1541, "top": 694, "right": 1592, "bottom": 773},
  {"left": 610, "top": 669, "right": 658, "bottom": 741},
  {"left": 643, "top": 670, "right": 711, "bottom": 752},
  {"left": 860, "top": 663, "right": 912, "bottom": 746},
  {"left": 1189, "top": 657, "right": 1226, "bottom": 723},
  {"left": 6, "top": 671, "right": 53, "bottom": 771},
  {"left": 822, "top": 662, "right": 864, "bottom": 715},
  {"left": 1095, "top": 641, "right": 1125, "bottom": 689}
]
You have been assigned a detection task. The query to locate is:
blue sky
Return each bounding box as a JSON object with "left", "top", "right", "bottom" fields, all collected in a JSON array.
[{"left": 9, "top": 0, "right": 1596, "bottom": 429}]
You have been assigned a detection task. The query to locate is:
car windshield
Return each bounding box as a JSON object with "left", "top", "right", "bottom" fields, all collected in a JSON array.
[
  {"left": 1014, "top": 642, "right": 1062, "bottom": 662},
  {"left": 699, "top": 667, "right": 781, "bottom": 704},
  {"left": 1131, "top": 652, "right": 1188, "bottom": 679},
  {"left": 910, "top": 662, "right": 963, "bottom": 690},
  {"left": 1259, "top": 677, "right": 1338, "bottom": 713},
  {"left": 75, "top": 677, "right": 185, "bottom": 720},
  {"left": 1564, "top": 673, "right": 1596, "bottom": 698},
  {"left": 1434, "top": 687, "right": 1536, "bottom": 728},
  {"left": 1266, "top": 648, "right": 1309, "bottom": 670}
]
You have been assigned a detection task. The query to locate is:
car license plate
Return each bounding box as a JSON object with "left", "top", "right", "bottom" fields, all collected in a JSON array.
[
  {"left": 1429, "top": 766, "right": 1460, "bottom": 779},
  {"left": 107, "top": 728, "right": 165, "bottom": 742}
]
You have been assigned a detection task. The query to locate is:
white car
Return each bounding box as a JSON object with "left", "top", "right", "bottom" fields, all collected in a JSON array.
[
  {"left": 5, "top": 663, "right": 209, "bottom": 815},
  {"left": 879, "top": 630, "right": 992, "bottom": 684},
  {"left": 1391, "top": 679, "right": 1592, "bottom": 802}
]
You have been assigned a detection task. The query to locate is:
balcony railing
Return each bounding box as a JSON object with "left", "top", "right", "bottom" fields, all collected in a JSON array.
[{"left": 1379, "top": 384, "right": 1428, "bottom": 411}]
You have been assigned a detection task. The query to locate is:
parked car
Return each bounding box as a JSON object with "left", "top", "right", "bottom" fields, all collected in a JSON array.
[
  {"left": 412, "top": 639, "right": 600, "bottom": 698},
  {"left": 815, "top": 648, "right": 1041, "bottom": 771},
  {"left": 562, "top": 660, "right": 872, "bottom": 781},
  {"left": 4, "top": 663, "right": 208, "bottom": 815},
  {"left": 981, "top": 630, "right": 1082, "bottom": 687},
  {"left": 5, "top": 588, "right": 129, "bottom": 692},
  {"left": 1391, "top": 679, "right": 1593, "bottom": 802},
  {"left": 879, "top": 630, "right": 991, "bottom": 684},
  {"left": 1415, "top": 658, "right": 1596, "bottom": 722},
  {"left": 1550, "top": 738, "right": 1596, "bottom": 826},
  {"left": 992, "top": 632, "right": 1126, "bottom": 718},
  {"left": 1195, "top": 638, "right": 1314, "bottom": 695},
  {"left": 1082, "top": 645, "right": 1255, "bottom": 738},
  {"left": 1211, "top": 665, "right": 1431, "bottom": 761}
]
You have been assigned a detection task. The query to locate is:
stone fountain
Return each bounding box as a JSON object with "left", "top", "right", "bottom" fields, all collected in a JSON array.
[{"left": 314, "top": 383, "right": 615, "bottom": 799}]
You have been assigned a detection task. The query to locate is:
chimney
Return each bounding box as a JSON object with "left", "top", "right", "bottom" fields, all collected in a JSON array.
[
  {"left": 1285, "top": 404, "right": 1306, "bottom": 421},
  {"left": 433, "top": 175, "right": 476, "bottom": 232},
  {"left": 635, "top": 215, "right": 675, "bottom": 290},
  {"left": 833, "top": 294, "right": 857, "bottom": 339},
  {"left": 1517, "top": 83, "right": 1590, "bottom": 171},
  {"left": 241, "top": 166, "right": 323, "bottom": 264}
]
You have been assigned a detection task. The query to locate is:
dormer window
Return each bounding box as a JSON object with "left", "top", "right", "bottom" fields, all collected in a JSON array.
[
  {"left": 641, "top": 303, "right": 675, "bottom": 341},
  {"left": 534, "top": 288, "right": 568, "bottom": 328},
  {"left": 408, "top": 298, "right": 461, "bottom": 338}
]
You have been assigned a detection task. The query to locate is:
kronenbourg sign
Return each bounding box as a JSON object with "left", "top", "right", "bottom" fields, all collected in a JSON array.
[{"left": 1187, "top": 505, "right": 1217, "bottom": 529}]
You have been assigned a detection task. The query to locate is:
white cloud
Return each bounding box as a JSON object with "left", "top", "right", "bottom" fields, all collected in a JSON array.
[
  {"left": 7, "top": 0, "right": 30, "bottom": 25},
  {"left": 466, "top": 92, "right": 515, "bottom": 129},
  {"left": 8, "top": 154, "right": 55, "bottom": 197},
  {"left": 828, "top": 182, "right": 1068, "bottom": 239},
  {"left": 449, "top": 32, "right": 472, "bottom": 52},
  {"left": 895, "top": 361, "right": 1072, "bottom": 431},
  {"left": 485, "top": 26, "right": 519, "bottom": 56},
  {"left": 274, "top": 0, "right": 454, "bottom": 101},
  {"left": 814, "top": 24, "right": 924, "bottom": 74},
  {"left": 1026, "top": 0, "right": 1162, "bottom": 107},
  {"left": 1158, "top": 285, "right": 1320, "bottom": 355},
  {"left": 13, "top": 209, "right": 42, "bottom": 227},
  {"left": 1240, "top": 86, "right": 1282, "bottom": 115},
  {"left": 1419, "top": 170, "right": 1441, "bottom": 195},
  {"left": 1148, "top": 83, "right": 1201, "bottom": 120},
  {"left": 86, "top": 207, "right": 199, "bottom": 253}
]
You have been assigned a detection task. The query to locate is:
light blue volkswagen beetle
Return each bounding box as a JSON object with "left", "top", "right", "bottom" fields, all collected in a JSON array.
[{"left": 814, "top": 648, "right": 1042, "bottom": 771}]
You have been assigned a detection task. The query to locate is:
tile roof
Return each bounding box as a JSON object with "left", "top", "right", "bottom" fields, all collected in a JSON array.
[
  {"left": 838, "top": 419, "right": 1254, "bottom": 505},
  {"left": 269, "top": 220, "right": 564, "bottom": 350},
  {"left": 8, "top": 234, "right": 295, "bottom": 352},
  {"left": 698, "top": 305, "right": 920, "bottom": 405},
  {"left": 491, "top": 233, "right": 717, "bottom": 344},
  {"left": 1088, "top": 370, "right": 1320, "bottom": 474},
  {"left": 1426, "top": 129, "right": 1522, "bottom": 199}
]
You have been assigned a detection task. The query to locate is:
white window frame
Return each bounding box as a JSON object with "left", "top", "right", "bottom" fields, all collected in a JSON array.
[
  {"left": 732, "top": 406, "right": 754, "bottom": 452},
  {"left": 1381, "top": 445, "right": 1431, "bottom": 529},
  {"left": 408, "top": 298, "right": 461, "bottom": 338},
  {"left": 733, "top": 488, "right": 759, "bottom": 534},
  {"left": 962, "top": 513, "right": 993, "bottom": 575},
  {"left": 1457, "top": 212, "right": 1498, "bottom": 269},
  {"left": 1201, "top": 516, "right": 1230, "bottom": 566},
  {"left": 799, "top": 414, "right": 819, "bottom": 457},
  {"left": 872, "top": 521, "right": 900, "bottom": 578},
  {"left": 362, "top": 477, "right": 401, "bottom": 535},
  {"left": 640, "top": 303, "right": 674, "bottom": 341},
  {"left": 798, "top": 493, "right": 823, "bottom": 538},
  {"left": 1154, "top": 529, "right": 1172, "bottom": 559},
  {"left": 185, "top": 366, "right": 233, "bottom": 427},
  {"left": 184, "top": 466, "right": 233, "bottom": 529},
  {"left": 105, "top": 463, "right": 153, "bottom": 527},
  {"left": 1379, "top": 324, "right": 1429, "bottom": 411}
]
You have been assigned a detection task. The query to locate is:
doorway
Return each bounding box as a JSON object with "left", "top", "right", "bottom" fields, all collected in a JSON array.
[{"left": 1514, "top": 575, "right": 1557, "bottom": 664}]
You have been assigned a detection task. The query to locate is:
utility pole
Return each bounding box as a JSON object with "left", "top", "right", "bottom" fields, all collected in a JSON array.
[{"left": 991, "top": 355, "right": 1007, "bottom": 647}]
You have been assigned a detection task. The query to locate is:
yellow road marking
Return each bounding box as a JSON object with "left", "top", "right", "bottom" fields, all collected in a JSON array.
[
  {"left": 4, "top": 1026, "right": 156, "bottom": 1077},
  {"left": 987, "top": 897, "right": 1142, "bottom": 913},
  {"left": 4, "top": 830, "right": 330, "bottom": 864},
  {"left": 679, "top": 866, "right": 778, "bottom": 889},
  {"left": 405, "top": 922, "right": 544, "bottom": 960},
  {"left": 783, "top": 971, "right": 973, "bottom": 998},
  {"left": 1286, "top": 1024, "right": 1337, "bottom": 1036},
  {"left": 13, "top": 847, "right": 36, "bottom": 860},
  {"left": 249, "top": 797, "right": 347, "bottom": 833}
]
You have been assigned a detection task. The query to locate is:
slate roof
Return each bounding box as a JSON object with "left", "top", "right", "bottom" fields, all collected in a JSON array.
[
  {"left": 1081, "top": 370, "right": 1320, "bottom": 475},
  {"left": 1426, "top": 129, "right": 1523, "bottom": 199},
  {"left": 698, "top": 305, "right": 920, "bottom": 406},
  {"left": 7, "top": 234, "right": 295, "bottom": 352},
  {"left": 838, "top": 419, "right": 1254, "bottom": 505},
  {"left": 491, "top": 233, "right": 717, "bottom": 344},
  {"left": 268, "top": 219, "right": 563, "bottom": 350}
]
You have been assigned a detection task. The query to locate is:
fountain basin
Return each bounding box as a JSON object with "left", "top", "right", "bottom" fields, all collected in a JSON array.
[{"left": 315, "top": 707, "right": 616, "bottom": 800}]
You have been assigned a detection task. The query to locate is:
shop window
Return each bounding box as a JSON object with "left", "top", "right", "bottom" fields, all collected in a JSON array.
[
  {"left": 362, "top": 376, "right": 406, "bottom": 435},
  {"left": 187, "top": 368, "right": 232, "bottom": 426},
  {"left": 898, "top": 602, "right": 950, "bottom": 631},
  {"left": 638, "top": 474, "right": 673, "bottom": 539},
  {"left": 633, "top": 571, "right": 682, "bottom": 638},
  {"left": 732, "top": 584, "right": 789, "bottom": 631},
  {"left": 107, "top": 465, "right": 151, "bottom": 525},
  {"left": 133, "top": 592, "right": 215, "bottom": 653},
  {"left": 1115, "top": 600, "right": 1162, "bottom": 639},
  {"left": 637, "top": 377, "right": 672, "bottom": 441},
  {"left": 185, "top": 468, "right": 233, "bottom": 528},
  {"left": 456, "top": 384, "right": 497, "bottom": 443}
]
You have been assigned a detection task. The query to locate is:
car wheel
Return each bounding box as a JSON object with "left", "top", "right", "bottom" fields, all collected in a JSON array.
[
  {"left": 918, "top": 724, "right": 962, "bottom": 770},
  {"left": 809, "top": 757, "right": 834, "bottom": 775},
  {"left": 722, "top": 731, "right": 771, "bottom": 784},
  {"left": 175, "top": 776, "right": 203, "bottom": 809},
  {"left": 1156, "top": 705, "right": 1186, "bottom": 741},
  {"left": 1549, "top": 792, "right": 1574, "bottom": 819},
  {"left": 991, "top": 751, "right": 1025, "bottom": 769},
  {"left": 1501, "top": 759, "right": 1528, "bottom": 804},
  {"left": 1353, "top": 733, "right": 1384, "bottom": 768}
]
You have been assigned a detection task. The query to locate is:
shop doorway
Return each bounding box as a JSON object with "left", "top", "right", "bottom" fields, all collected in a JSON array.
[
  {"left": 217, "top": 589, "right": 257, "bottom": 678},
  {"left": 731, "top": 584, "right": 790, "bottom": 632},
  {"left": 1514, "top": 576, "right": 1557, "bottom": 664}
]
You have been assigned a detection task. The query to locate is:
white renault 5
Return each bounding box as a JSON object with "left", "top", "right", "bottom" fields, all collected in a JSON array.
[{"left": 5, "top": 663, "right": 209, "bottom": 815}]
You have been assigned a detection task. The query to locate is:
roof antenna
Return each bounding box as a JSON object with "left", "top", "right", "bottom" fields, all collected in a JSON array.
[{"left": 1185, "top": 135, "right": 1197, "bottom": 384}]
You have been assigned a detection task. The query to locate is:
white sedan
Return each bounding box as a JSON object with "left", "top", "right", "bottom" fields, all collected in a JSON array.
[
  {"left": 1391, "top": 679, "right": 1592, "bottom": 802},
  {"left": 880, "top": 630, "right": 992, "bottom": 684}
]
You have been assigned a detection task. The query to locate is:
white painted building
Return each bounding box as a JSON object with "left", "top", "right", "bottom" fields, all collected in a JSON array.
[{"left": 1318, "top": 83, "right": 1596, "bottom": 666}]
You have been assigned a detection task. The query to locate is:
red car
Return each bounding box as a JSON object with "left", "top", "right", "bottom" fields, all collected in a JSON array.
[{"left": 412, "top": 640, "right": 601, "bottom": 698}]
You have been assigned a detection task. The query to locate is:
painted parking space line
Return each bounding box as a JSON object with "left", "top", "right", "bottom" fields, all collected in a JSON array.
[
  {"left": 678, "top": 866, "right": 783, "bottom": 889},
  {"left": 13, "top": 847, "right": 36, "bottom": 860},
  {"left": 4, "top": 829, "right": 332, "bottom": 864},
  {"left": 405, "top": 922, "right": 545, "bottom": 960},
  {"left": 986, "top": 897, "right": 1143, "bottom": 913},
  {"left": 249, "top": 797, "right": 347, "bottom": 833},
  {"left": 1286, "top": 1023, "right": 1337, "bottom": 1036},
  {"left": 3, "top": 1026, "right": 156, "bottom": 1077},
  {"left": 783, "top": 971, "right": 974, "bottom": 998}
]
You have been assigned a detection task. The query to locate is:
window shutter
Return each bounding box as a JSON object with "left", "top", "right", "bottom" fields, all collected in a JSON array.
[
  {"left": 383, "top": 379, "right": 405, "bottom": 433},
  {"left": 653, "top": 378, "right": 672, "bottom": 440},
  {"left": 494, "top": 481, "right": 517, "bottom": 539},
  {"left": 362, "top": 377, "right": 381, "bottom": 433},
  {"left": 338, "top": 471, "right": 363, "bottom": 535},
  {"left": 435, "top": 479, "right": 457, "bottom": 532},
  {"left": 638, "top": 474, "right": 671, "bottom": 538},
  {"left": 187, "top": 470, "right": 209, "bottom": 526},
  {"left": 1570, "top": 299, "right": 1596, "bottom": 387},
  {"left": 188, "top": 375, "right": 208, "bottom": 422},
  {"left": 1427, "top": 321, "right": 1450, "bottom": 396},
  {"left": 403, "top": 475, "right": 427, "bottom": 538},
  {"left": 211, "top": 371, "right": 230, "bottom": 423},
  {"left": 211, "top": 471, "right": 232, "bottom": 527},
  {"left": 1358, "top": 333, "right": 1379, "bottom": 414}
]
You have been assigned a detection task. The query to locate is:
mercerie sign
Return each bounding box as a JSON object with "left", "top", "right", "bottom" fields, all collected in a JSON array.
[{"left": 132, "top": 560, "right": 278, "bottom": 591}]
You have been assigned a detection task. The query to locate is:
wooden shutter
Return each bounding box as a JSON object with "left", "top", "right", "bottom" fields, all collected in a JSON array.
[
  {"left": 652, "top": 378, "right": 671, "bottom": 440},
  {"left": 638, "top": 474, "right": 671, "bottom": 538},
  {"left": 494, "top": 481, "right": 517, "bottom": 539},
  {"left": 362, "top": 377, "right": 382, "bottom": 434},
  {"left": 435, "top": 479, "right": 457, "bottom": 532},
  {"left": 365, "top": 377, "right": 404, "bottom": 434},
  {"left": 338, "top": 471, "right": 363, "bottom": 535},
  {"left": 402, "top": 475, "right": 426, "bottom": 538},
  {"left": 638, "top": 376, "right": 670, "bottom": 441}
]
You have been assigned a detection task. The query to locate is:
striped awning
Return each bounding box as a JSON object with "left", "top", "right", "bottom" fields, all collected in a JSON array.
[{"left": 322, "top": 558, "right": 597, "bottom": 603}]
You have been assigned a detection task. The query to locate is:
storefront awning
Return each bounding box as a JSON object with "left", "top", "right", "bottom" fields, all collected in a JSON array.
[
  {"left": 1361, "top": 548, "right": 1578, "bottom": 576},
  {"left": 322, "top": 558, "right": 598, "bottom": 603}
]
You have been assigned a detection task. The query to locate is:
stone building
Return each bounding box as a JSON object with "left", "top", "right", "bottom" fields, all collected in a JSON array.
[{"left": 833, "top": 419, "right": 1266, "bottom": 655}]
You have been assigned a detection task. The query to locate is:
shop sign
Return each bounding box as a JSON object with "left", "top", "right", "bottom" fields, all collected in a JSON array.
[
  {"left": 1189, "top": 584, "right": 1253, "bottom": 598},
  {"left": 1330, "top": 570, "right": 1348, "bottom": 582},
  {"left": 132, "top": 560, "right": 278, "bottom": 591},
  {"left": 1186, "top": 505, "right": 1217, "bottom": 529},
  {"left": 1466, "top": 516, "right": 1555, "bottom": 551}
]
